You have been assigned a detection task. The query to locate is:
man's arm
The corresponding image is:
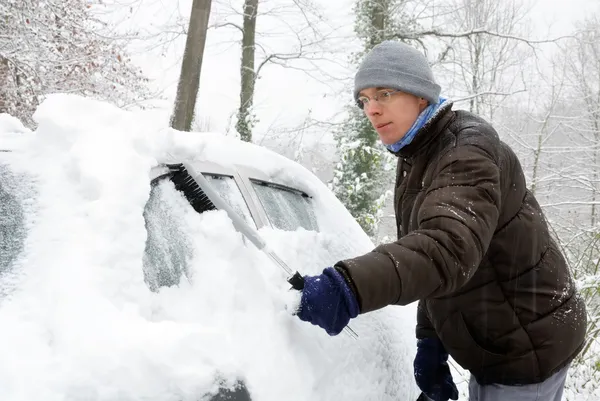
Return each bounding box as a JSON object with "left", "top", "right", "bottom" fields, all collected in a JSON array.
[{"left": 336, "top": 143, "right": 501, "bottom": 313}]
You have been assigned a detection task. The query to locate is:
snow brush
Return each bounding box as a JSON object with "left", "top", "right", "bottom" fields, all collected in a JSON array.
[{"left": 155, "top": 162, "right": 359, "bottom": 340}]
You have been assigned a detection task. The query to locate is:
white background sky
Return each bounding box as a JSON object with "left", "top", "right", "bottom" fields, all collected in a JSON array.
[{"left": 100, "top": 0, "right": 597, "bottom": 147}]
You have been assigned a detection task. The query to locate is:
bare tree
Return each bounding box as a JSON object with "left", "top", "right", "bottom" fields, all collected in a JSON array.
[
  {"left": 170, "top": 0, "right": 213, "bottom": 132},
  {"left": 496, "top": 16, "right": 600, "bottom": 397},
  {"left": 434, "top": 0, "right": 531, "bottom": 120},
  {"left": 563, "top": 19, "right": 600, "bottom": 227},
  {"left": 235, "top": 0, "right": 259, "bottom": 142},
  {"left": 0, "top": 0, "right": 150, "bottom": 128},
  {"left": 210, "top": 0, "right": 338, "bottom": 142}
]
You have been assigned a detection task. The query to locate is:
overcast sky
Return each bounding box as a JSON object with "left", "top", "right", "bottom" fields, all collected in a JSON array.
[{"left": 104, "top": 0, "right": 597, "bottom": 146}]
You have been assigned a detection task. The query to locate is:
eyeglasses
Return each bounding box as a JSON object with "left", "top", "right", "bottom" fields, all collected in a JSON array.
[{"left": 356, "top": 89, "right": 401, "bottom": 109}]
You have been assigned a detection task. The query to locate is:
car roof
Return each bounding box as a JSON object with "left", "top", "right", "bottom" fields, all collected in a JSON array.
[{"left": 149, "top": 130, "right": 323, "bottom": 197}]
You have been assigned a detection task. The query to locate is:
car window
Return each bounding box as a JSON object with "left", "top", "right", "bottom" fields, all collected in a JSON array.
[
  {"left": 143, "top": 180, "right": 194, "bottom": 291},
  {"left": 203, "top": 174, "right": 256, "bottom": 229},
  {"left": 0, "top": 163, "right": 27, "bottom": 276},
  {"left": 250, "top": 179, "right": 318, "bottom": 232},
  {"left": 143, "top": 173, "right": 256, "bottom": 291}
]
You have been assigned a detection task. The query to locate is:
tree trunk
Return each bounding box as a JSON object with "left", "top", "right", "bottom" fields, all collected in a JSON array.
[
  {"left": 591, "top": 119, "right": 599, "bottom": 227},
  {"left": 0, "top": 57, "right": 10, "bottom": 114},
  {"left": 367, "top": 0, "right": 387, "bottom": 48},
  {"left": 170, "top": 0, "right": 213, "bottom": 132},
  {"left": 531, "top": 110, "right": 554, "bottom": 196},
  {"left": 235, "top": 0, "right": 259, "bottom": 142}
]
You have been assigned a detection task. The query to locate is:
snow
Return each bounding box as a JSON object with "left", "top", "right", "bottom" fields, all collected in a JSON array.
[
  {"left": 0, "top": 114, "right": 31, "bottom": 136},
  {"left": 0, "top": 94, "right": 419, "bottom": 401},
  {"left": 0, "top": 114, "right": 33, "bottom": 152}
]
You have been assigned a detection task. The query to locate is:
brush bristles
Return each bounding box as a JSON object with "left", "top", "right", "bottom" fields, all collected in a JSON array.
[{"left": 165, "top": 164, "right": 218, "bottom": 214}]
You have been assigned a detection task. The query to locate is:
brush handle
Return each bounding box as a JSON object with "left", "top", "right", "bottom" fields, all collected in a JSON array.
[
  {"left": 184, "top": 162, "right": 358, "bottom": 340},
  {"left": 185, "top": 162, "right": 301, "bottom": 279},
  {"left": 186, "top": 163, "right": 269, "bottom": 248},
  {"left": 287, "top": 271, "right": 305, "bottom": 290}
]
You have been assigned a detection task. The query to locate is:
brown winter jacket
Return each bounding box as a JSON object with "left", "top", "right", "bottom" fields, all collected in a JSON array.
[{"left": 335, "top": 102, "right": 587, "bottom": 385}]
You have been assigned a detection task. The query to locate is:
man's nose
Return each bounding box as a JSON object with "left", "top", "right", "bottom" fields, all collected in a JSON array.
[{"left": 364, "top": 100, "right": 382, "bottom": 116}]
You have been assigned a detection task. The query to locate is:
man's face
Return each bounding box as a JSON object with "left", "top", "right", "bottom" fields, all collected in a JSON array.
[{"left": 358, "top": 88, "right": 428, "bottom": 145}]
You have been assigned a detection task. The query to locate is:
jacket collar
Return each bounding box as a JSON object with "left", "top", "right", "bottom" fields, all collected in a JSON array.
[{"left": 391, "top": 101, "right": 455, "bottom": 159}]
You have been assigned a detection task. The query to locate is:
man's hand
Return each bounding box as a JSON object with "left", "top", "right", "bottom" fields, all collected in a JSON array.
[
  {"left": 296, "top": 267, "right": 359, "bottom": 335},
  {"left": 414, "top": 337, "right": 459, "bottom": 401}
]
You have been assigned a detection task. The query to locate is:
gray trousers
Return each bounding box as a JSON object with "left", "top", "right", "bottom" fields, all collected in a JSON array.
[{"left": 468, "top": 364, "right": 570, "bottom": 401}]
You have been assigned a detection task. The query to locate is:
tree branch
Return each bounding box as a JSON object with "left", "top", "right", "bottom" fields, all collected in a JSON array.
[
  {"left": 452, "top": 88, "right": 527, "bottom": 103},
  {"left": 392, "top": 28, "right": 576, "bottom": 48},
  {"left": 210, "top": 21, "right": 244, "bottom": 33},
  {"left": 541, "top": 201, "right": 600, "bottom": 208}
]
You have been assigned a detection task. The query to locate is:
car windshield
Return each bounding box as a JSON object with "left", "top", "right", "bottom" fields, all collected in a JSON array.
[{"left": 142, "top": 179, "right": 194, "bottom": 291}]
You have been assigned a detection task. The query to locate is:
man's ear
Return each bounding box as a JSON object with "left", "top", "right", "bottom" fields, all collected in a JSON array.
[{"left": 419, "top": 97, "right": 428, "bottom": 110}]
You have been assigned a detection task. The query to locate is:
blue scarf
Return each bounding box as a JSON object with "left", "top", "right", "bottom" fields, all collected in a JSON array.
[{"left": 385, "top": 97, "right": 447, "bottom": 153}]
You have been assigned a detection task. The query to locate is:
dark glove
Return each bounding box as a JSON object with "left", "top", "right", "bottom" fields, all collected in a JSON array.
[
  {"left": 296, "top": 267, "right": 359, "bottom": 336},
  {"left": 413, "top": 337, "right": 459, "bottom": 401}
]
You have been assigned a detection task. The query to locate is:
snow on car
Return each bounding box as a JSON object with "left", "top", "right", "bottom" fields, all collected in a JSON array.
[{"left": 0, "top": 94, "right": 419, "bottom": 401}]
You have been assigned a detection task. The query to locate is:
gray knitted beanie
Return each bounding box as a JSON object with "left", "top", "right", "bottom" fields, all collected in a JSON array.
[{"left": 354, "top": 41, "right": 441, "bottom": 105}]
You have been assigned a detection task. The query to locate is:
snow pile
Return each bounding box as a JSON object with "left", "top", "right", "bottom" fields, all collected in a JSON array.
[
  {"left": 0, "top": 113, "right": 33, "bottom": 152},
  {"left": 0, "top": 113, "right": 31, "bottom": 136},
  {"left": 0, "top": 94, "right": 419, "bottom": 401}
]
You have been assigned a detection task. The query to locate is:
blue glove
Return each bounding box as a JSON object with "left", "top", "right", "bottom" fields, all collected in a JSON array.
[
  {"left": 296, "top": 267, "right": 359, "bottom": 335},
  {"left": 414, "top": 337, "right": 459, "bottom": 401}
]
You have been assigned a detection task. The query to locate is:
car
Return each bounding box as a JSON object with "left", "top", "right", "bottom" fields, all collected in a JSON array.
[{"left": 0, "top": 95, "right": 419, "bottom": 401}]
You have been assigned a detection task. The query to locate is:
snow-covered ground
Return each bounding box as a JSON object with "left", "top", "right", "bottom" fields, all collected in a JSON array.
[{"left": 0, "top": 94, "right": 419, "bottom": 401}]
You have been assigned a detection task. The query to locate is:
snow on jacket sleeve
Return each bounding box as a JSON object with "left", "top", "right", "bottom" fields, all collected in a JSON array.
[{"left": 336, "top": 144, "right": 501, "bottom": 313}]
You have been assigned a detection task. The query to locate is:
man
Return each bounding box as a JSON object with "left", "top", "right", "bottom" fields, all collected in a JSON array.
[{"left": 296, "top": 41, "right": 587, "bottom": 401}]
